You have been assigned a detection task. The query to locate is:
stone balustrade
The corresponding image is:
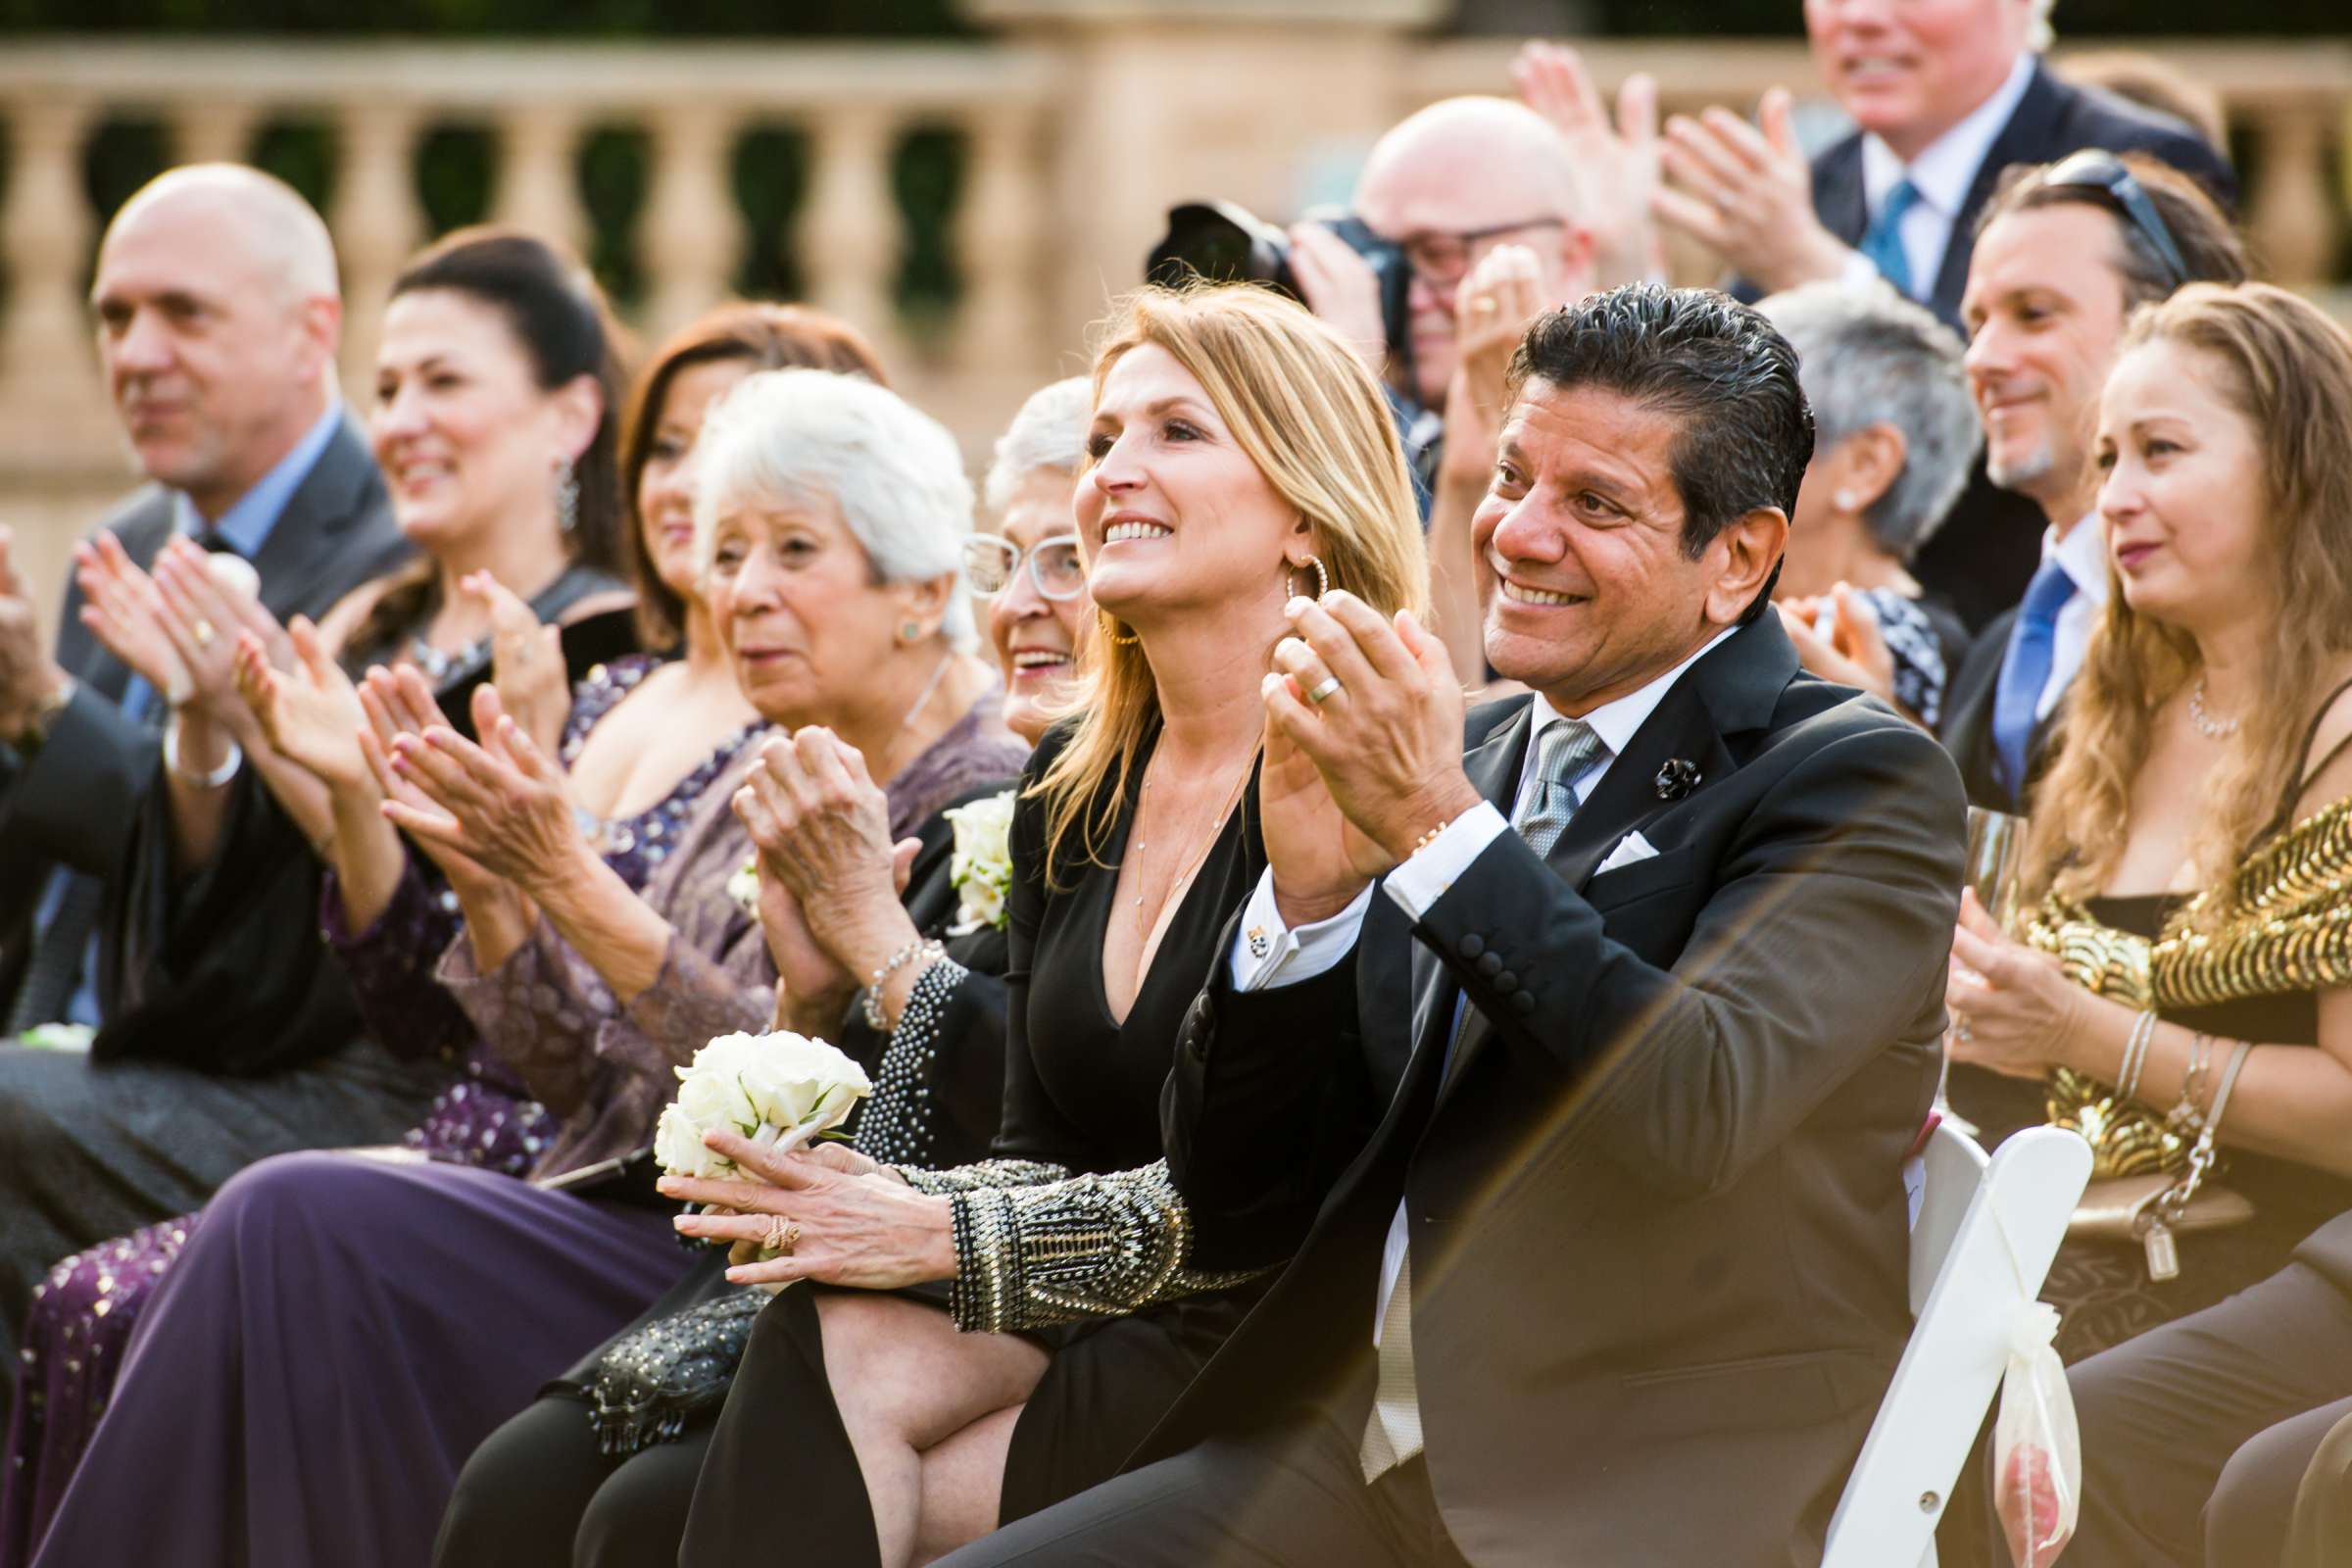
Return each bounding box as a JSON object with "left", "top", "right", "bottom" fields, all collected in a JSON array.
[{"left": 0, "top": 25, "right": 2344, "bottom": 622}]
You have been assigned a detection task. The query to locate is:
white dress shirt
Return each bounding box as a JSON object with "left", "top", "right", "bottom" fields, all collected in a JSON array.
[
  {"left": 1841, "top": 52, "right": 2036, "bottom": 302},
  {"left": 1223, "top": 627, "right": 1736, "bottom": 1352},
  {"left": 2034, "top": 512, "right": 2110, "bottom": 722}
]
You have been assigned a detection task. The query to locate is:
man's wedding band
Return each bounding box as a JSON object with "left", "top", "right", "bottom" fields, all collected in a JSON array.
[
  {"left": 191, "top": 619, "right": 216, "bottom": 650},
  {"left": 1306, "top": 676, "right": 1343, "bottom": 705}
]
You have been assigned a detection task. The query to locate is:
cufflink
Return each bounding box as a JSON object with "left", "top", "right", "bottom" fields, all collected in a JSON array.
[
  {"left": 1654, "top": 759, "right": 1701, "bottom": 800},
  {"left": 1247, "top": 925, "right": 1271, "bottom": 959}
]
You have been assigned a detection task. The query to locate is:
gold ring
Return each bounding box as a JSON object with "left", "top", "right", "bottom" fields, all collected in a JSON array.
[
  {"left": 760, "top": 1215, "right": 801, "bottom": 1256},
  {"left": 1472, "top": 298, "right": 1498, "bottom": 315},
  {"left": 191, "top": 618, "right": 217, "bottom": 650}
]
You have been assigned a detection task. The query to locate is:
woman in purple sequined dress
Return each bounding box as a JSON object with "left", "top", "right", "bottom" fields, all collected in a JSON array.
[{"left": 0, "top": 302, "right": 892, "bottom": 1566}]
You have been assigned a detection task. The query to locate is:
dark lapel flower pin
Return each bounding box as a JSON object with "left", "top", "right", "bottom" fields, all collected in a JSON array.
[{"left": 1654, "top": 759, "right": 1701, "bottom": 801}]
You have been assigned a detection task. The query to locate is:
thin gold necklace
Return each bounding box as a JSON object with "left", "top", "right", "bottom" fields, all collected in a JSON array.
[{"left": 1128, "top": 746, "right": 1254, "bottom": 912}]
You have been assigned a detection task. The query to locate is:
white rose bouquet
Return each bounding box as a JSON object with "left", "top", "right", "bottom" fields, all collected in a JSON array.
[
  {"left": 652, "top": 1029, "right": 874, "bottom": 1180},
  {"left": 945, "top": 790, "right": 1016, "bottom": 935}
]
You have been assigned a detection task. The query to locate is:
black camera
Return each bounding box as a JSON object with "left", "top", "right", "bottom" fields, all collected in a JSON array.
[{"left": 1146, "top": 201, "right": 1415, "bottom": 389}]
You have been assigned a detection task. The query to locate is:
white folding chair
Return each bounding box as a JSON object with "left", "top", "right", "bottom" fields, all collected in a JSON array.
[{"left": 1820, "top": 1123, "right": 2093, "bottom": 1568}]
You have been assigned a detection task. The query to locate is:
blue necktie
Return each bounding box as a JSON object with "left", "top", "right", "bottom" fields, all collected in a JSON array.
[
  {"left": 1859, "top": 178, "right": 1922, "bottom": 299},
  {"left": 1990, "top": 562, "right": 2077, "bottom": 807}
]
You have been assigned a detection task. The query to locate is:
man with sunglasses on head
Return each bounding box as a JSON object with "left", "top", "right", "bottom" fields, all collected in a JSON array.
[{"left": 1937, "top": 151, "right": 2244, "bottom": 815}]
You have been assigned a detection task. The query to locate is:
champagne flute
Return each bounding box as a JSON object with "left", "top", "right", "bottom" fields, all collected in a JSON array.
[{"left": 1965, "top": 806, "right": 2028, "bottom": 933}]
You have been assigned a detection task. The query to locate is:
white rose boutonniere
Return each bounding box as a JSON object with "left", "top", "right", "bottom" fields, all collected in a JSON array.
[
  {"left": 945, "top": 790, "right": 1016, "bottom": 936},
  {"left": 726, "top": 856, "right": 760, "bottom": 917},
  {"left": 652, "top": 1029, "right": 875, "bottom": 1180}
]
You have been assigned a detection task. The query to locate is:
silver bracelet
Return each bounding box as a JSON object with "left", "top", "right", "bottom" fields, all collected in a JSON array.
[
  {"left": 165, "top": 711, "right": 243, "bottom": 790},
  {"left": 2116, "top": 1008, "right": 2160, "bottom": 1104},
  {"left": 861, "top": 938, "right": 944, "bottom": 1032}
]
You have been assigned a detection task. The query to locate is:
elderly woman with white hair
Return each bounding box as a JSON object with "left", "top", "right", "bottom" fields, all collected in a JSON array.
[
  {"left": 1759, "top": 278, "right": 1982, "bottom": 728},
  {"left": 24, "top": 369, "right": 1026, "bottom": 1568}
]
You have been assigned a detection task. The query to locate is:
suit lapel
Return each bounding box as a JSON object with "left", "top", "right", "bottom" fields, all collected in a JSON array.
[
  {"left": 245, "top": 416, "right": 377, "bottom": 620},
  {"left": 1815, "top": 137, "right": 1868, "bottom": 248},
  {"left": 1407, "top": 703, "right": 1534, "bottom": 1060},
  {"left": 1430, "top": 619, "right": 1797, "bottom": 1113},
  {"left": 1933, "top": 60, "right": 2062, "bottom": 318}
]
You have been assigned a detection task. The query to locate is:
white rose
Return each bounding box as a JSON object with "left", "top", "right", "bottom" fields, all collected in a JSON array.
[
  {"left": 736, "top": 1031, "right": 874, "bottom": 1141},
  {"left": 654, "top": 1102, "right": 727, "bottom": 1179},
  {"left": 946, "top": 791, "right": 1016, "bottom": 935}
]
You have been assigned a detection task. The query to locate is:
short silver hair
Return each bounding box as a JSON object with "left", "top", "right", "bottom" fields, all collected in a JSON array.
[
  {"left": 1758, "top": 280, "right": 1983, "bottom": 565},
  {"left": 694, "top": 368, "right": 977, "bottom": 651},
  {"left": 983, "top": 376, "right": 1092, "bottom": 517}
]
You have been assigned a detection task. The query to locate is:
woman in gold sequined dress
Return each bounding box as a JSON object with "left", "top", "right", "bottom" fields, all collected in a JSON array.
[{"left": 1941, "top": 281, "right": 2352, "bottom": 1364}]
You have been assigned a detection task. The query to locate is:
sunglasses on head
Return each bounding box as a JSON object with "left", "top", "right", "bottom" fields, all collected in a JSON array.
[{"left": 2038, "top": 150, "right": 2190, "bottom": 289}]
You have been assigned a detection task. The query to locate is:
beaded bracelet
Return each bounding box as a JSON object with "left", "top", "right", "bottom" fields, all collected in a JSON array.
[{"left": 861, "top": 937, "right": 946, "bottom": 1032}]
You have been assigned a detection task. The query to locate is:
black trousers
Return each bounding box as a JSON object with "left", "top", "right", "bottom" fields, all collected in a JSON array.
[
  {"left": 432, "top": 1395, "right": 711, "bottom": 1568},
  {"left": 931, "top": 1409, "right": 1470, "bottom": 1568},
  {"left": 2065, "top": 1259, "right": 2352, "bottom": 1567}
]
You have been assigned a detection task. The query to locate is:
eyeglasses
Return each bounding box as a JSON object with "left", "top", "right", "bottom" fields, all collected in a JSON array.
[
  {"left": 963, "top": 534, "right": 1087, "bottom": 601},
  {"left": 1393, "top": 218, "right": 1566, "bottom": 287},
  {"left": 2038, "top": 151, "right": 2189, "bottom": 289}
]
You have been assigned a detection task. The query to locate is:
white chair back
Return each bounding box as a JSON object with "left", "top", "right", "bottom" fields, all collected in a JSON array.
[{"left": 1820, "top": 1123, "right": 2092, "bottom": 1568}]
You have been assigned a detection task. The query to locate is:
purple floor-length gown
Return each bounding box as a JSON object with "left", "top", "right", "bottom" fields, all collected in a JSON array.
[
  {"left": 0, "top": 659, "right": 758, "bottom": 1566},
  {"left": 24, "top": 694, "right": 1021, "bottom": 1568}
]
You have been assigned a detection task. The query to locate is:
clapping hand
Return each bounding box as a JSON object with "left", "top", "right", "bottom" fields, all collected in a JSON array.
[
  {"left": 1439, "top": 242, "right": 1546, "bottom": 492},
  {"left": 1259, "top": 592, "right": 1478, "bottom": 923},
  {"left": 1775, "top": 586, "right": 1907, "bottom": 716},
  {"left": 235, "top": 616, "right": 370, "bottom": 792},
  {"left": 458, "top": 570, "right": 569, "bottom": 761},
  {"left": 1655, "top": 87, "right": 1854, "bottom": 293},
  {"left": 356, "top": 665, "right": 496, "bottom": 895},
  {"left": 379, "top": 683, "right": 583, "bottom": 896},
  {"left": 1946, "top": 889, "right": 2088, "bottom": 1080},
  {"left": 1512, "top": 41, "right": 1661, "bottom": 288},
  {"left": 74, "top": 532, "right": 187, "bottom": 703},
  {"left": 148, "top": 537, "right": 288, "bottom": 724},
  {"left": 0, "top": 527, "right": 70, "bottom": 743},
  {"left": 662, "top": 1128, "right": 955, "bottom": 1290}
]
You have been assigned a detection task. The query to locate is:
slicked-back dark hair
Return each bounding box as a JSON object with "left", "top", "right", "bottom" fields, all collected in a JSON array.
[{"left": 1506, "top": 284, "right": 1812, "bottom": 620}]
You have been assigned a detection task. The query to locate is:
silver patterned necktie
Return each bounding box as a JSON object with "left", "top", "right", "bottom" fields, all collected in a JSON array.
[{"left": 1360, "top": 715, "right": 1606, "bottom": 1483}]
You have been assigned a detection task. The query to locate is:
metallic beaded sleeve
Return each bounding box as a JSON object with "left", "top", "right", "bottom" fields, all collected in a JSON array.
[
  {"left": 942, "top": 1158, "right": 1263, "bottom": 1334},
  {"left": 2155, "top": 794, "right": 2352, "bottom": 1008}
]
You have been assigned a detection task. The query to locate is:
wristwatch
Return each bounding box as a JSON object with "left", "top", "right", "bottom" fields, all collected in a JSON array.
[{"left": 12, "top": 673, "right": 74, "bottom": 752}]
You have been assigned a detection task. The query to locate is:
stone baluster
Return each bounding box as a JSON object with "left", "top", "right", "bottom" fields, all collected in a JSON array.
[
  {"left": 0, "top": 97, "right": 105, "bottom": 450},
  {"left": 330, "top": 104, "right": 426, "bottom": 395},
  {"left": 954, "top": 104, "right": 1044, "bottom": 377},
  {"left": 2247, "top": 103, "right": 2335, "bottom": 290},
  {"left": 171, "top": 102, "right": 259, "bottom": 168},
  {"left": 640, "top": 105, "right": 745, "bottom": 342},
  {"left": 491, "top": 105, "right": 588, "bottom": 259},
  {"left": 800, "top": 108, "right": 899, "bottom": 353}
]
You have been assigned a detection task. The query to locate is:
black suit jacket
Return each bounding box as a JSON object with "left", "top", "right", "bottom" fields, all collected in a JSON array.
[
  {"left": 1147, "top": 615, "right": 1967, "bottom": 1566},
  {"left": 1936, "top": 606, "right": 2066, "bottom": 813},
  {"left": 1806, "top": 61, "right": 2235, "bottom": 632},
  {"left": 0, "top": 414, "right": 413, "bottom": 1021}
]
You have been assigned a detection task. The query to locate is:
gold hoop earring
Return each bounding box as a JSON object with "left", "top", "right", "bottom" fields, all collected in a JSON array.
[
  {"left": 1287, "top": 554, "right": 1329, "bottom": 601},
  {"left": 1098, "top": 609, "right": 1140, "bottom": 648}
]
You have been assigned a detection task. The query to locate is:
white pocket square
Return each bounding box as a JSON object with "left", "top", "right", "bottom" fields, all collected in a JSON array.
[{"left": 1594, "top": 831, "right": 1660, "bottom": 876}]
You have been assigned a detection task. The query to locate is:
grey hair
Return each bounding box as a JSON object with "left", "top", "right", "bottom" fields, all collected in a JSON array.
[
  {"left": 693, "top": 368, "right": 978, "bottom": 651},
  {"left": 983, "top": 376, "right": 1092, "bottom": 517},
  {"left": 1757, "top": 279, "right": 1983, "bottom": 565}
]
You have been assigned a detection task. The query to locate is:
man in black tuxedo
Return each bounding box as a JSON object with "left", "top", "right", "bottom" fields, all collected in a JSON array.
[
  {"left": 0, "top": 167, "right": 424, "bottom": 1391},
  {"left": 941, "top": 288, "right": 1966, "bottom": 1565},
  {"left": 1653, "top": 0, "right": 2233, "bottom": 629}
]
